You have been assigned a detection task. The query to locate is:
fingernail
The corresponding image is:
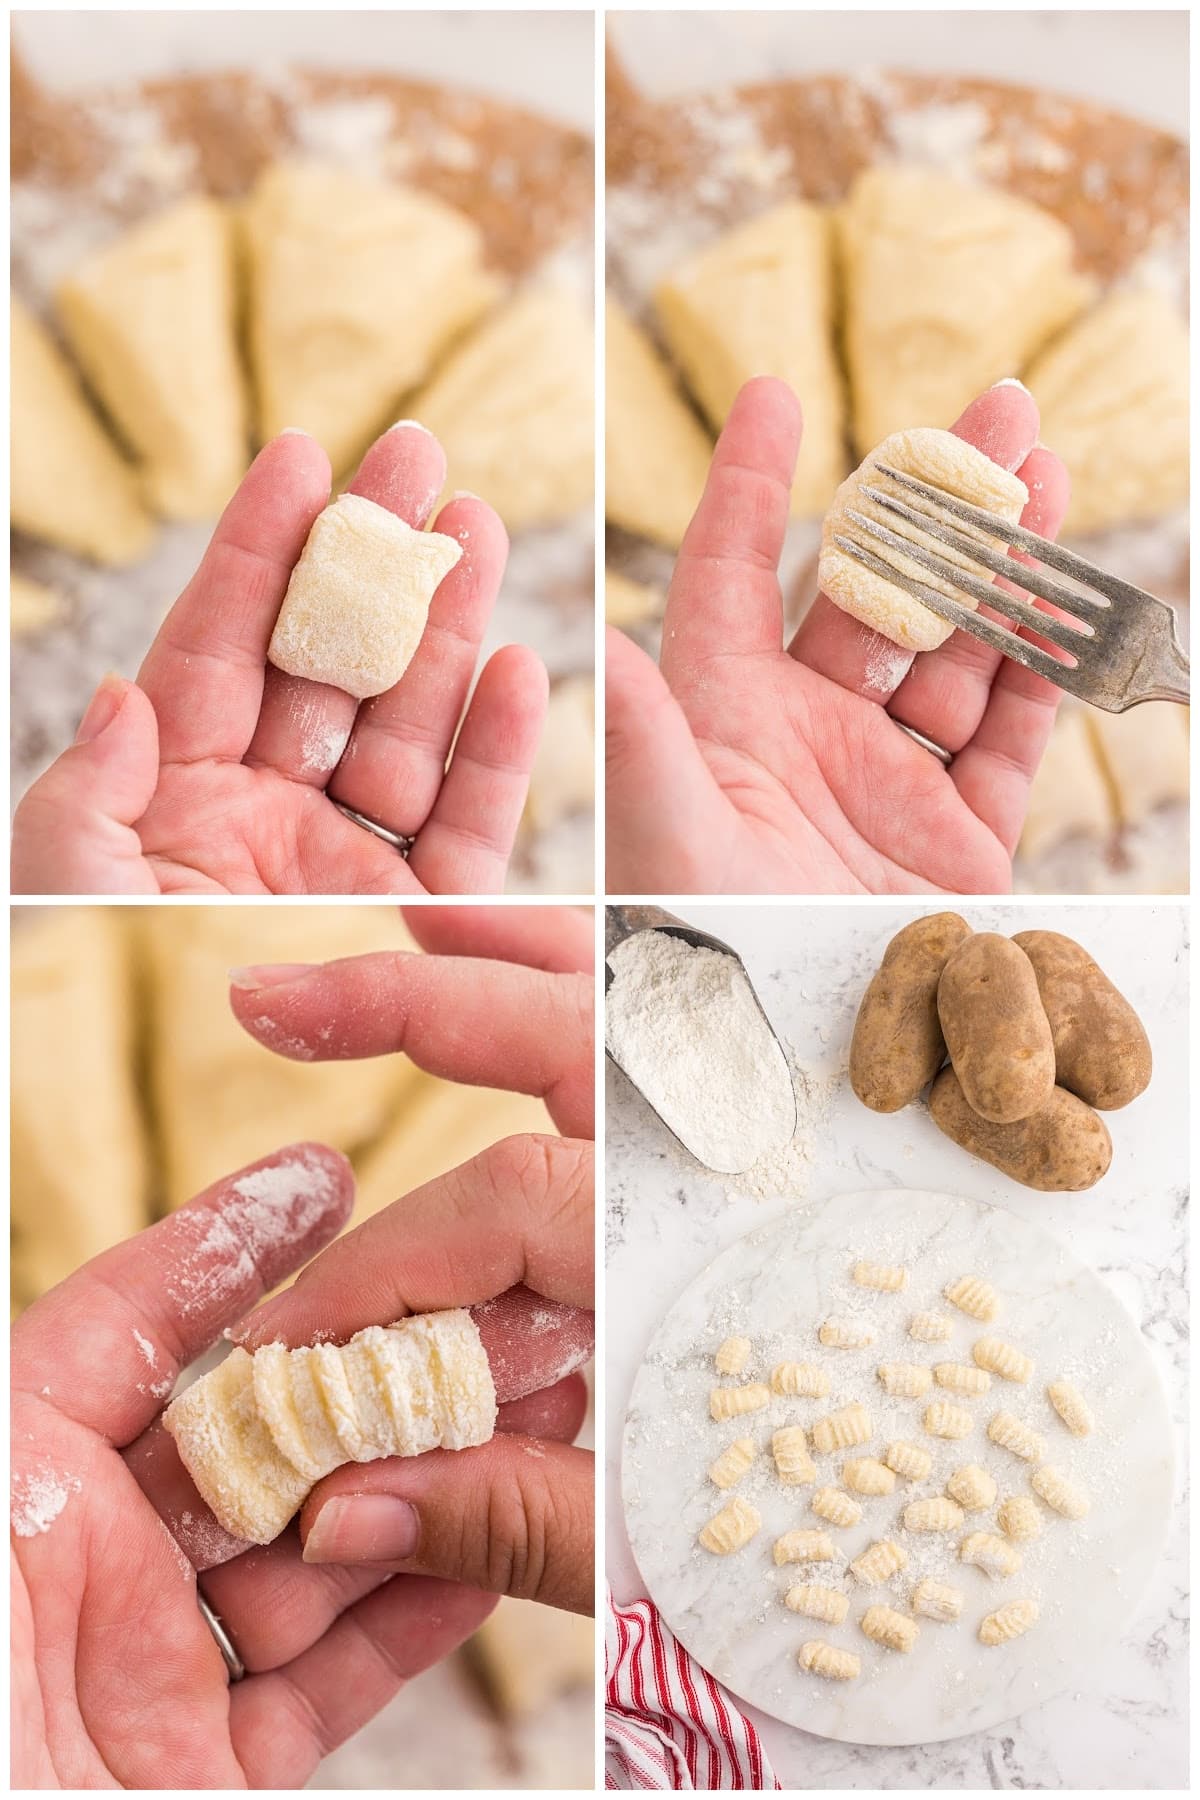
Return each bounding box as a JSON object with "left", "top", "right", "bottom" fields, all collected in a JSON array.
[
  {"left": 279, "top": 426, "right": 312, "bottom": 437},
  {"left": 448, "top": 488, "right": 482, "bottom": 502},
  {"left": 389, "top": 418, "right": 433, "bottom": 435},
  {"left": 990, "top": 377, "right": 1031, "bottom": 395},
  {"left": 74, "top": 674, "right": 126, "bottom": 745},
  {"left": 228, "top": 962, "right": 316, "bottom": 991},
  {"left": 303, "top": 1495, "right": 420, "bottom": 1564}
]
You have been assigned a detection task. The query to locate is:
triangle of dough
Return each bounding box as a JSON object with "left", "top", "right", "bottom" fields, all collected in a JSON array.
[
  {"left": 469, "top": 1597, "right": 595, "bottom": 1716},
  {"left": 242, "top": 161, "right": 500, "bottom": 477},
  {"left": 1020, "top": 706, "right": 1113, "bottom": 862},
  {"left": 839, "top": 167, "right": 1093, "bottom": 456},
  {"left": 11, "top": 570, "right": 64, "bottom": 636},
  {"left": 56, "top": 196, "right": 247, "bottom": 522},
  {"left": 11, "top": 910, "right": 149, "bottom": 1304},
  {"left": 412, "top": 286, "right": 593, "bottom": 531},
  {"left": 654, "top": 201, "right": 846, "bottom": 517},
  {"left": 1025, "top": 289, "right": 1189, "bottom": 534},
  {"left": 1085, "top": 702, "right": 1189, "bottom": 825},
  {"left": 353, "top": 1074, "right": 548, "bottom": 1223},
  {"left": 606, "top": 299, "right": 711, "bottom": 548},
  {"left": 11, "top": 296, "right": 153, "bottom": 565}
]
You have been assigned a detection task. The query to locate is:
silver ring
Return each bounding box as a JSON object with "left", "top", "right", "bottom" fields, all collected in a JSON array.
[
  {"left": 197, "top": 1593, "right": 246, "bottom": 1683},
  {"left": 331, "top": 799, "right": 413, "bottom": 857},
  {"left": 895, "top": 720, "right": 953, "bottom": 766}
]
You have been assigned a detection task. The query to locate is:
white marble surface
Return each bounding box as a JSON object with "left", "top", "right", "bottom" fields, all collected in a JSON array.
[{"left": 606, "top": 903, "right": 1189, "bottom": 1788}]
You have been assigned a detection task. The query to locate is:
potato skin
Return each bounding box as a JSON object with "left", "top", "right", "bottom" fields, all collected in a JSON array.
[
  {"left": 1012, "top": 930, "right": 1151, "bottom": 1111},
  {"left": 929, "top": 1068, "right": 1112, "bottom": 1192},
  {"left": 850, "top": 913, "right": 972, "bottom": 1112},
  {"left": 937, "top": 934, "right": 1055, "bottom": 1124}
]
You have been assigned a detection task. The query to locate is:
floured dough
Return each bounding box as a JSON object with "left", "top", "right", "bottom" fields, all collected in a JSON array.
[
  {"left": 164, "top": 1308, "right": 496, "bottom": 1543},
  {"left": 524, "top": 676, "right": 594, "bottom": 832},
  {"left": 1086, "top": 702, "right": 1190, "bottom": 824},
  {"left": 56, "top": 196, "right": 247, "bottom": 521},
  {"left": 605, "top": 298, "right": 711, "bottom": 547},
  {"left": 10, "top": 571, "right": 64, "bottom": 637},
  {"left": 243, "top": 161, "right": 499, "bottom": 476},
  {"left": 605, "top": 568, "right": 662, "bottom": 628},
  {"left": 655, "top": 201, "right": 845, "bottom": 516},
  {"left": 470, "top": 1598, "right": 595, "bottom": 1716},
  {"left": 268, "top": 492, "right": 461, "bottom": 700},
  {"left": 11, "top": 296, "right": 153, "bottom": 565},
  {"left": 354, "top": 1074, "right": 549, "bottom": 1222},
  {"left": 1020, "top": 706, "right": 1112, "bottom": 861},
  {"left": 839, "top": 166, "right": 1092, "bottom": 455},
  {"left": 1025, "top": 288, "right": 1189, "bottom": 534},
  {"left": 819, "top": 426, "right": 1028, "bottom": 651},
  {"left": 411, "top": 286, "right": 593, "bottom": 530}
]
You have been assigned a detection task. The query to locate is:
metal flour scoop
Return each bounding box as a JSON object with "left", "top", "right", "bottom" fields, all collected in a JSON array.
[{"left": 604, "top": 905, "right": 797, "bottom": 1174}]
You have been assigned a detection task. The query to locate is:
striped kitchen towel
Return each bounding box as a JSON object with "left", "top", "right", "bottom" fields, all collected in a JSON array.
[{"left": 605, "top": 1592, "right": 780, "bottom": 1789}]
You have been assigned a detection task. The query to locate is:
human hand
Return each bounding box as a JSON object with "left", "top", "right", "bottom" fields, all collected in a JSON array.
[
  {"left": 225, "top": 905, "right": 595, "bottom": 1612},
  {"left": 606, "top": 378, "right": 1070, "bottom": 894},
  {"left": 12, "top": 426, "right": 547, "bottom": 897}
]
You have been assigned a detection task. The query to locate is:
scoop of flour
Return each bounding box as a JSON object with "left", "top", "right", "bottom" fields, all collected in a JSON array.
[{"left": 605, "top": 930, "right": 795, "bottom": 1173}]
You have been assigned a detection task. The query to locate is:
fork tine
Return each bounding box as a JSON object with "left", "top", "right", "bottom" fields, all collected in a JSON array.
[
  {"left": 858, "top": 483, "right": 1106, "bottom": 619},
  {"left": 843, "top": 511, "right": 1091, "bottom": 658},
  {"left": 832, "top": 534, "right": 1089, "bottom": 696}
]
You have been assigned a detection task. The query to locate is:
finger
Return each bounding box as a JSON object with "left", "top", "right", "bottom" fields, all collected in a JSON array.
[
  {"left": 401, "top": 903, "right": 594, "bottom": 974},
  {"left": 11, "top": 677, "right": 160, "bottom": 894},
  {"left": 229, "top": 1576, "right": 497, "bottom": 1787},
  {"left": 790, "top": 381, "right": 1043, "bottom": 705},
  {"left": 243, "top": 423, "right": 449, "bottom": 786},
  {"left": 661, "top": 376, "right": 800, "bottom": 688},
  {"left": 406, "top": 643, "right": 549, "bottom": 895},
  {"left": 138, "top": 433, "right": 332, "bottom": 764},
  {"left": 232, "top": 1137, "right": 593, "bottom": 1352},
  {"left": 327, "top": 495, "right": 508, "bottom": 832},
  {"left": 12, "top": 1145, "right": 354, "bottom": 1445},
  {"left": 300, "top": 1435, "right": 595, "bottom": 1613},
  {"left": 604, "top": 625, "right": 736, "bottom": 894}
]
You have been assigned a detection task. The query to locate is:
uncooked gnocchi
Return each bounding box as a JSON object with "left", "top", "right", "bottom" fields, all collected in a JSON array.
[
  {"left": 843, "top": 1457, "right": 895, "bottom": 1496},
  {"left": 973, "top": 1337, "right": 1034, "bottom": 1383},
  {"left": 911, "top": 1577, "right": 964, "bottom": 1622},
  {"left": 979, "top": 1598, "right": 1039, "bottom": 1646},
  {"left": 960, "top": 1531, "right": 1022, "bottom": 1578},
  {"left": 997, "top": 1495, "right": 1044, "bottom": 1542},
  {"left": 853, "top": 1260, "right": 908, "bottom": 1291},
  {"left": 850, "top": 1538, "right": 907, "bottom": 1585},
  {"left": 774, "top": 1529, "right": 837, "bottom": 1566},
  {"left": 799, "top": 1640, "right": 860, "bottom": 1681},
  {"left": 909, "top": 1312, "right": 954, "bottom": 1343},
  {"left": 903, "top": 1496, "right": 964, "bottom": 1533},
  {"left": 699, "top": 1495, "right": 761, "bottom": 1554},
  {"left": 812, "top": 1486, "right": 864, "bottom": 1528},
  {"left": 812, "top": 1403, "right": 872, "bottom": 1454},
  {"left": 710, "top": 1383, "right": 770, "bottom": 1421},
  {"left": 924, "top": 1401, "right": 973, "bottom": 1440},
  {"left": 988, "top": 1412, "right": 1047, "bottom": 1463},
  {"left": 708, "top": 1438, "right": 756, "bottom": 1490},
  {"left": 946, "top": 1463, "right": 997, "bottom": 1512},
  {"left": 819, "top": 1318, "right": 876, "bottom": 1349},
  {"left": 785, "top": 1583, "right": 850, "bottom": 1625},
  {"left": 1031, "top": 1465, "right": 1090, "bottom": 1520},
  {"left": 884, "top": 1440, "right": 933, "bottom": 1482},
  {"left": 861, "top": 1604, "right": 920, "bottom": 1653},
  {"left": 1047, "top": 1379, "right": 1095, "bottom": 1436},
  {"left": 715, "top": 1336, "right": 751, "bottom": 1375},
  {"left": 771, "top": 1360, "right": 830, "bottom": 1399},
  {"left": 934, "top": 1362, "right": 991, "bottom": 1397},
  {"left": 944, "top": 1276, "right": 1000, "bottom": 1322},
  {"left": 877, "top": 1362, "right": 933, "bottom": 1398},
  {"left": 773, "top": 1426, "right": 817, "bottom": 1486}
]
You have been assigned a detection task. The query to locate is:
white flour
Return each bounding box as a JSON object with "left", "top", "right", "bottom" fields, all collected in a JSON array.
[
  {"left": 11, "top": 1468, "right": 82, "bottom": 1538},
  {"left": 606, "top": 930, "right": 796, "bottom": 1174}
]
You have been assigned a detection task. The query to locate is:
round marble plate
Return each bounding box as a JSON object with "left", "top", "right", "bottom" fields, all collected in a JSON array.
[{"left": 621, "top": 1188, "right": 1174, "bottom": 1747}]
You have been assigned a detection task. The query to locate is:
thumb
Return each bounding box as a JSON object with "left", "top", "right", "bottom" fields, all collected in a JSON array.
[
  {"left": 12, "top": 676, "right": 161, "bottom": 893},
  {"left": 604, "top": 624, "right": 732, "bottom": 892}
]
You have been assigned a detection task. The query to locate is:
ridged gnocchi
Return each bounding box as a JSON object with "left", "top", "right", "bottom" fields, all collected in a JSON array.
[
  {"left": 853, "top": 1260, "right": 908, "bottom": 1291},
  {"left": 988, "top": 1411, "right": 1047, "bottom": 1463},
  {"left": 798, "top": 1639, "right": 860, "bottom": 1681},
  {"left": 973, "top": 1337, "right": 1033, "bottom": 1383},
  {"left": 819, "top": 1318, "right": 876, "bottom": 1350},
  {"left": 861, "top": 1604, "right": 919, "bottom": 1653},
  {"left": 708, "top": 1437, "right": 756, "bottom": 1490},
  {"left": 909, "top": 1311, "right": 954, "bottom": 1342},
  {"left": 934, "top": 1362, "right": 991, "bottom": 1397},
  {"left": 911, "top": 1577, "right": 964, "bottom": 1622},
  {"left": 850, "top": 1538, "right": 907, "bottom": 1585},
  {"left": 812, "top": 1403, "right": 872, "bottom": 1454},
  {"left": 785, "top": 1583, "right": 849, "bottom": 1625},
  {"left": 715, "top": 1336, "right": 751, "bottom": 1375},
  {"left": 979, "top": 1598, "right": 1039, "bottom": 1645},
  {"left": 924, "top": 1400, "right": 973, "bottom": 1440},
  {"left": 884, "top": 1440, "right": 933, "bottom": 1482},
  {"left": 843, "top": 1457, "right": 895, "bottom": 1496},
  {"left": 1047, "top": 1379, "right": 1094, "bottom": 1437},
  {"left": 903, "top": 1495, "right": 964, "bottom": 1533},
  {"left": 960, "top": 1530, "right": 1022, "bottom": 1578},
  {"left": 997, "top": 1494, "right": 1043, "bottom": 1542},
  {"left": 877, "top": 1362, "right": 933, "bottom": 1398},
  {"left": 812, "top": 1486, "right": 864, "bottom": 1528},
  {"left": 774, "top": 1529, "right": 837, "bottom": 1566},
  {"left": 1031, "top": 1464, "right": 1090, "bottom": 1520},
  {"left": 946, "top": 1463, "right": 997, "bottom": 1511},
  {"left": 773, "top": 1426, "right": 817, "bottom": 1486},
  {"left": 771, "top": 1360, "right": 830, "bottom": 1399},
  {"left": 710, "top": 1383, "right": 770, "bottom": 1422},
  {"left": 699, "top": 1495, "right": 760, "bottom": 1554},
  {"left": 944, "top": 1275, "right": 999, "bottom": 1322}
]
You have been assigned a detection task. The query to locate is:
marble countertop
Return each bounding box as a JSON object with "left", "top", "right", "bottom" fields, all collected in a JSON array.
[{"left": 605, "top": 902, "right": 1189, "bottom": 1789}]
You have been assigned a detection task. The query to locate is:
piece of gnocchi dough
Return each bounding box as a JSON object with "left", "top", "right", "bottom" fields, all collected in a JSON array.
[
  {"left": 773, "top": 1426, "right": 817, "bottom": 1486},
  {"left": 699, "top": 1494, "right": 761, "bottom": 1555},
  {"left": 912, "top": 1577, "right": 965, "bottom": 1622},
  {"left": 164, "top": 1308, "right": 497, "bottom": 1544},
  {"left": 715, "top": 1336, "right": 751, "bottom": 1376},
  {"left": 267, "top": 494, "right": 462, "bottom": 700},
  {"left": 946, "top": 1463, "right": 997, "bottom": 1512},
  {"left": 861, "top": 1604, "right": 920, "bottom": 1653},
  {"left": 818, "top": 428, "right": 1028, "bottom": 652},
  {"left": 785, "top": 1583, "right": 850, "bottom": 1625},
  {"left": 774, "top": 1529, "right": 837, "bottom": 1566},
  {"left": 961, "top": 1531, "right": 1022, "bottom": 1579},
  {"left": 798, "top": 1639, "right": 861, "bottom": 1681},
  {"left": 853, "top": 1259, "right": 908, "bottom": 1291},
  {"left": 979, "top": 1598, "right": 1040, "bottom": 1646},
  {"left": 934, "top": 1362, "right": 991, "bottom": 1397},
  {"left": 944, "top": 1276, "right": 1000, "bottom": 1323},
  {"left": 877, "top": 1362, "right": 933, "bottom": 1399},
  {"left": 605, "top": 298, "right": 712, "bottom": 551},
  {"left": 973, "top": 1337, "right": 1034, "bottom": 1384},
  {"left": 909, "top": 1311, "right": 954, "bottom": 1343},
  {"left": 843, "top": 1457, "right": 895, "bottom": 1497},
  {"left": 708, "top": 1438, "right": 756, "bottom": 1491},
  {"left": 1031, "top": 1465, "right": 1090, "bottom": 1521},
  {"left": 924, "top": 1400, "right": 973, "bottom": 1440},
  {"left": 812, "top": 1486, "right": 864, "bottom": 1528},
  {"left": 884, "top": 1440, "right": 933, "bottom": 1482},
  {"left": 710, "top": 1383, "right": 771, "bottom": 1422},
  {"left": 1046, "top": 1379, "right": 1095, "bottom": 1437},
  {"left": 988, "top": 1412, "right": 1047, "bottom": 1463},
  {"left": 997, "top": 1495, "right": 1044, "bottom": 1542},
  {"left": 904, "top": 1496, "right": 964, "bottom": 1533},
  {"left": 850, "top": 1538, "right": 907, "bottom": 1585},
  {"left": 812, "top": 1403, "right": 872, "bottom": 1454},
  {"left": 819, "top": 1317, "right": 876, "bottom": 1349},
  {"left": 771, "top": 1360, "right": 830, "bottom": 1398}
]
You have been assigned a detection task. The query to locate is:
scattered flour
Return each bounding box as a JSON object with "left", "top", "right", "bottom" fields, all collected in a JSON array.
[
  {"left": 12, "top": 1467, "right": 82, "bottom": 1538},
  {"left": 165, "top": 1151, "right": 338, "bottom": 1317},
  {"left": 133, "top": 1328, "right": 157, "bottom": 1368}
]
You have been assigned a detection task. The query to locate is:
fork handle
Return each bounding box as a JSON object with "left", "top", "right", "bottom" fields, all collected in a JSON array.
[{"left": 1126, "top": 624, "right": 1190, "bottom": 709}]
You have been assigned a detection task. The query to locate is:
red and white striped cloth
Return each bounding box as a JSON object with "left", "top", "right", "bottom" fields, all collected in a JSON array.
[{"left": 605, "top": 1592, "right": 780, "bottom": 1789}]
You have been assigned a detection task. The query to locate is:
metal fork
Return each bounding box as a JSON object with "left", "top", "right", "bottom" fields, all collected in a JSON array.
[{"left": 833, "top": 464, "right": 1190, "bottom": 712}]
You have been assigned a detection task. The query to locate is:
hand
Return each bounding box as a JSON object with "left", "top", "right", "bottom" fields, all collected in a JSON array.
[
  {"left": 606, "top": 378, "right": 1071, "bottom": 894},
  {"left": 12, "top": 426, "right": 548, "bottom": 897},
  {"left": 226, "top": 905, "right": 595, "bottom": 1613}
]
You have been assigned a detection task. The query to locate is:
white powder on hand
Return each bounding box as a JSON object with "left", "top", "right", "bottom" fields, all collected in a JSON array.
[
  {"left": 12, "top": 1467, "right": 82, "bottom": 1538},
  {"left": 605, "top": 930, "right": 796, "bottom": 1174}
]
